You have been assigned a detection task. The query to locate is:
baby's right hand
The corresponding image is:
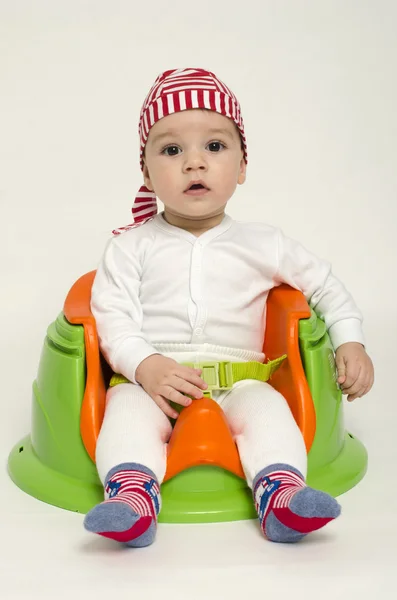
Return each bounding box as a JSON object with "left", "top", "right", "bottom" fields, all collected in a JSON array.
[{"left": 135, "top": 354, "right": 208, "bottom": 418}]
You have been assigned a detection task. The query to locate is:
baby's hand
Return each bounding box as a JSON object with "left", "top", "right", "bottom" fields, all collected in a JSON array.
[
  {"left": 135, "top": 354, "right": 208, "bottom": 418},
  {"left": 335, "top": 342, "right": 374, "bottom": 401}
]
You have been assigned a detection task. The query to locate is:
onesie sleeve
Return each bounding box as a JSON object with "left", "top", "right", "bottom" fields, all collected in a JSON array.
[
  {"left": 91, "top": 237, "right": 159, "bottom": 384},
  {"left": 275, "top": 229, "right": 365, "bottom": 350}
]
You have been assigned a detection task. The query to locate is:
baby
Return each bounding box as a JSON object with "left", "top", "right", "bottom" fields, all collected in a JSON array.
[{"left": 84, "top": 68, "right": 374, "bottom": 547}]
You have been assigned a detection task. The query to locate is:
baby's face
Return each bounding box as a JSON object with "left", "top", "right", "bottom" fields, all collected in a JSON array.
[{"left": 143, "top": 110, "right": 246, "bottom": 221}]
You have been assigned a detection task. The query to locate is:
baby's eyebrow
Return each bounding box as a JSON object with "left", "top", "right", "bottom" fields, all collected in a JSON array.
[
  {"left": 150, "top": 131, "right": 179, "bottom": 145},
  {"left": 207, "top": 128, "right": 235, "bottom": 140}
]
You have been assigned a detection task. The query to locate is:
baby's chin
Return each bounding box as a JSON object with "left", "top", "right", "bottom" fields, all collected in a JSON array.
[
  {"left": 163, "top": 201, "right": 228, "bottom": 219},
  {"left": 165, "top": 208, "right": 226, "bottom": 221}
]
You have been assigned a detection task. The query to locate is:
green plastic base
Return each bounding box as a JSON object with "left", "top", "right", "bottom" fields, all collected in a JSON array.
[
  {"left": 8, "top": 430, "right": 367, "bottom": 522},
  {"left": 160, "top": 466, "right": 256, "bottom": 523},
  {"left": 307, "top": 431, "right": 367, "bottom": 496},
  {"left": 8, "top": 436, "right": 103, "bottom": 513}
]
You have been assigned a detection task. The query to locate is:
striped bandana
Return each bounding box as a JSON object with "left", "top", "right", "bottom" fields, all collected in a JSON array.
[{"left": 112, "top": 68, "right": 247, "bottom": 235}]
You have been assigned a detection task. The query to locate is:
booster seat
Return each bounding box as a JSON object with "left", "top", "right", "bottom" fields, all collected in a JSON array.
[{"left": 8, "top": 272, "right": 368, "bottom": 523}]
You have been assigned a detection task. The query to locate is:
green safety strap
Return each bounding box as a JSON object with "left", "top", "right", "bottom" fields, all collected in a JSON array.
[{"left": 109, "top": 355, "right": 287, "bottom": 394}]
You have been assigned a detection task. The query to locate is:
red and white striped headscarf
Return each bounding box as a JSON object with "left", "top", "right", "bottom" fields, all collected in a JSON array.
[{"left": 113, "top": 68, "right": 247, "bottom": 235}]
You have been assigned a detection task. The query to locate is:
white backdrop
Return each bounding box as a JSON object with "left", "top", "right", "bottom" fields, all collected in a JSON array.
[{"left": 1, "top": 1, "right": 396, "bottom": 598}]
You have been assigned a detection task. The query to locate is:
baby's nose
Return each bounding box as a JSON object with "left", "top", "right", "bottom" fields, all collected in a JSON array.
[{"left": 183, "top": 151, "right": 208, "bottom": 171}]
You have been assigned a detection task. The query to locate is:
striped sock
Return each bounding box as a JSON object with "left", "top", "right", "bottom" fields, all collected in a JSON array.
[
  {"left": 84, "top": 463, "right": 161, "bottom": 547},
  {"left": 253, "top": 463, "right": 341, "bottom": 543}
]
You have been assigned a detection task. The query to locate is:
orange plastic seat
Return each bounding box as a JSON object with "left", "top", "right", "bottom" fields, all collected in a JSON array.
[{"left": 64, "top": 271, "right": 315, "bottom": 479}]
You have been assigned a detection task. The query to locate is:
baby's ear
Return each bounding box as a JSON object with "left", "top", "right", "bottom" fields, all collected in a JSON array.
[
  {"left": 238, "top": 157, "right": 247, "bottom": 185},
  {"left": 142, "top": 162, "right": 154, "bottom": 191}
]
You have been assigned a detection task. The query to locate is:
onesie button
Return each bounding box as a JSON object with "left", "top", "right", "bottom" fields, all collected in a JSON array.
[{"left": 194, "top": 328, "right": 203, "bottom": 335}]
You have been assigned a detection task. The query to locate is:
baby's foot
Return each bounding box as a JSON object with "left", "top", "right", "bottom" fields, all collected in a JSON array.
[
  {"left": 84, "top": 463, "right": 161, "bottom": 547},
  {"left": 253, "top": 463, "right": 341, "bottom": 543}
]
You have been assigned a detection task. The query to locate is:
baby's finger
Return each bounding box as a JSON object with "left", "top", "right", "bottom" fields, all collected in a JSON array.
[
  {"left": 178, "top": 367, "right": 209, "bottom": 391},
  {"left": 344, "top": 382, "right": 363, "bottom": 400},
  {"left": 361, "top": 374, "right": 374, "bottom": 398},
  {"left": 347, "top": 385, "right": 364, "bottom": 401},
  {"left": 341, "top": 365, "right": 361, "bottom": 393},
  {"left": 172, "top": 377, "right": 205, "bottom": 400},
  {"left": 335, "top": 355, "right": 347, "bottom": 384},
  {"left": 153, "top": 395, "right": 179, "bottom": 419},
  {"left": 368, "top": 371, "right": 375, "bottom": 391},
  {"left": 347, "top": 386, "right": 367, "bottom": 401},
  {"left": 346, "top": 374, "right": 367, "bottom": 401},
  {"left": 162, "top": 385, "right": 194, "bottom": 407}
]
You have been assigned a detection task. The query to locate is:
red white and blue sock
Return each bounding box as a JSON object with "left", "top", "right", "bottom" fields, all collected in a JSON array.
[
  {"left": 253, "top": 463, "right": 341, "bottom": 543},
  {"left": 84, "top": 463, "right": 161, "bottom": 547}
]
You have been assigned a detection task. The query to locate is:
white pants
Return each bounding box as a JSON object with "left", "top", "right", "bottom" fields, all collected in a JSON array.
[{"left": 95, "top": 379, "right": 308, "bottom": 488}]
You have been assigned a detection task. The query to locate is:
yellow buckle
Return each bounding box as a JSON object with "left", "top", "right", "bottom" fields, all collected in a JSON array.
[{"left": 183, "top": 361, "right": 234, "bottom": 392}]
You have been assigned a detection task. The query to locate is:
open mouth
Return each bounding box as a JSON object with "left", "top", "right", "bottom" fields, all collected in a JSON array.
[{"left": 184, "top": 182, "right": 210, "bottom": 193}]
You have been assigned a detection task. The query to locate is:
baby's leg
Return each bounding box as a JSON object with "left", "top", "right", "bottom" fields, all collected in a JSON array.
[
  {"left": 84, "top": 383, "right": 172, "bottom": 547},
  {"left": 219, "top": 380, "right": 341, "bottom": 543}
]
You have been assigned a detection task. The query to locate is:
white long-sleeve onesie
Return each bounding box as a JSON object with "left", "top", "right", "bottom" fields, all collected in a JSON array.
[{"left": 91, "top": 213, "right": 365, "bottom": 486}]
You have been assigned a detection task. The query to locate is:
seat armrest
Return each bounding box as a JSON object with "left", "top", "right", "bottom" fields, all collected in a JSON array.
[
  {"left": 64, "top": 271, "right": 105, "bottom": 462},
  {"left": 264, "top": 284, "right": 316, "bottom": 452}
]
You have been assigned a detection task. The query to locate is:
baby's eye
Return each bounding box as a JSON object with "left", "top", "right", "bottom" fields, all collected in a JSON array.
[
  {"left": 162, "top": 145, "right": 182, "bottom": 156},
  {"left": 206, "top": 141, "right": 226, "bottom": 153}
]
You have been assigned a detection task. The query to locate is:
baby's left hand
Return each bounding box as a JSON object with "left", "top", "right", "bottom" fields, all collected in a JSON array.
[{"left": 335, "top": 342, "right": 374, "bottom": 401}]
